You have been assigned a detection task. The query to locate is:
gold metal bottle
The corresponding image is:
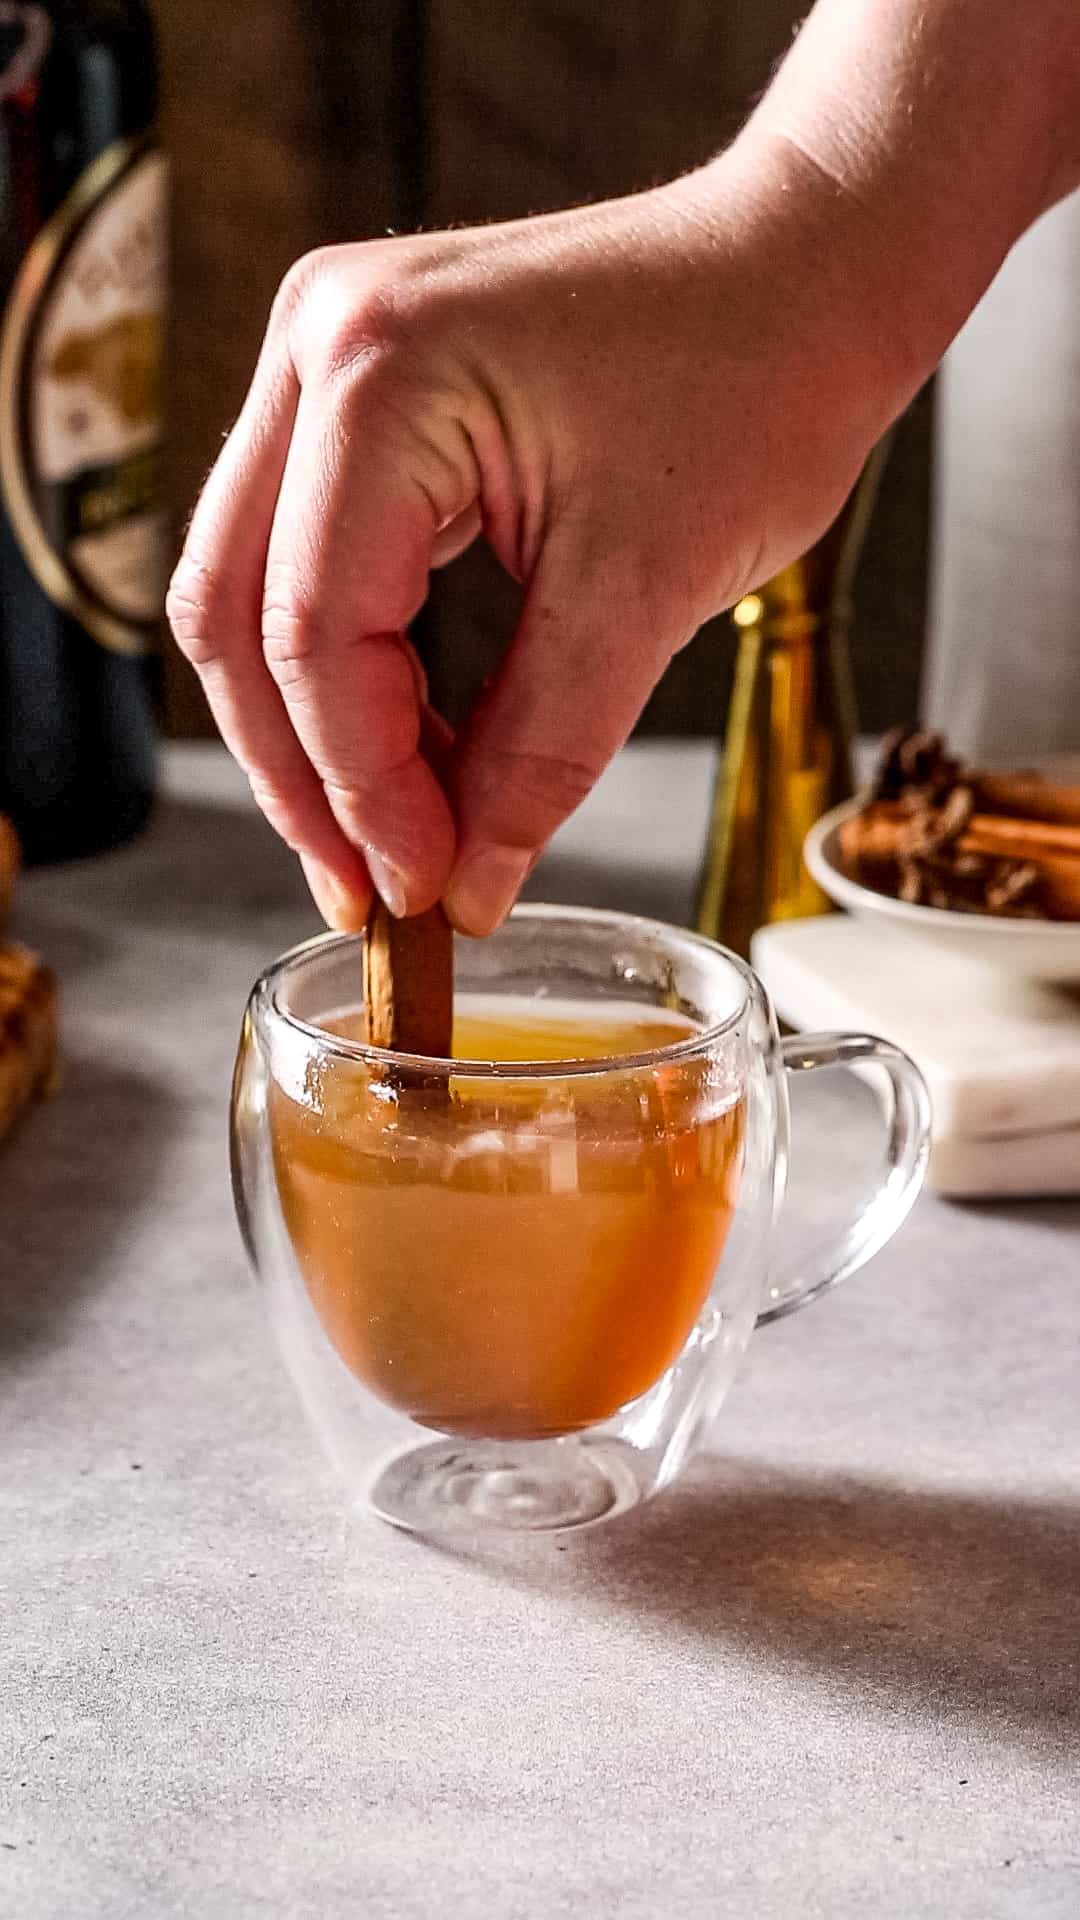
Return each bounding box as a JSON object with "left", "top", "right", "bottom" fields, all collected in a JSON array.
[{"left": 695, "top": 442, "right": 889, "bottom": 957}]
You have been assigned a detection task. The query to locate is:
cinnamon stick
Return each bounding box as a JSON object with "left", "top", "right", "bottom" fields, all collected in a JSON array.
[
  {"left": 843, "top": 805, "right": 1080, "bottom": 866},
  {"left": 962, "top": 814, "right": 1080, "bottom": 863},
  {"left": 839, "top": 803, "right": 1080, "bottom": 918},
  {"left": 971, "top": 772, "right": 1080, "bottom": 827},
  {"left": 362, "top": 709, "right": 455, "bottom": 1057},
  {"left": 962, "top": 817, "right": 1080, "bottom": 918},
  {"left": 363, "top": 901, "right": 454, "bottom": 1055}
]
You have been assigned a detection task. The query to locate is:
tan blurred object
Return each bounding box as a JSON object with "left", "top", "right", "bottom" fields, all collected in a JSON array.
[
  {"left": 48, "top": 312, "right": 162, "bottom": 427},
  {"left": 0, "top": 816, "right": 19, "bottom": 924},
  {"left": 0, "top": 942, "right": 59, "bottom": 1145}
]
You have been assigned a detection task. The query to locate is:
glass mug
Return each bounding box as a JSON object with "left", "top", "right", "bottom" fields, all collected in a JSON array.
[{"left": 231, "top": 906, "right": 930, "bottom": 1537}]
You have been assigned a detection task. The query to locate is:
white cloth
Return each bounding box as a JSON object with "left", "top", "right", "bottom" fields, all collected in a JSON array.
[{"left": 923, "top": 189, "right": 1080, "bottom": 758}]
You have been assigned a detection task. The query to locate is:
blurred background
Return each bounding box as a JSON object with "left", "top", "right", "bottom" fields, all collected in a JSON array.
[{"left": 157, "top": 0, "right": 931, "bottom": 744}]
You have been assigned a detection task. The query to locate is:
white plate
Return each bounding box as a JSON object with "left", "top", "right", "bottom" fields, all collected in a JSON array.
[{"left": 804, "top": 798, "right": 1080, "bottom": 982}]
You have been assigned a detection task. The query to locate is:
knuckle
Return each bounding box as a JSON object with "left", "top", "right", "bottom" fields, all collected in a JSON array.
[
  {"left": 476, "top": 746, "right": 598, "bottom": 826},
  {"left": 165, "top": 556, "right": 227, "bottom": 670},
  {"left": 317, "top": 272, "right": 442, "bottom": 391},
  {"left": 270, "top": 246, "right": 332, "bottom": 341},
  {"left": 322, "top": 777, "right": 375, "bottom": 828},
  {"left": 276, "top": 239, "right": 464, "bottom": 386},
  {"left": 246, "top": 772, "right": 306, "bottom": 846},
  {"left": 323, "top": 282, "right": 403, "bottom": 375},
  {"left": 261, "top": 594, "right": 326, "bottom": 683}
]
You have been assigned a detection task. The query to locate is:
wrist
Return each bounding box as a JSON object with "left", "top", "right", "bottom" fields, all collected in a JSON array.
[
  {"left": 653, "top": 143, "right": 925, "bottom": 451},
  {"left": 661, "top": 0, "right": 1080, "bottom": 445}
]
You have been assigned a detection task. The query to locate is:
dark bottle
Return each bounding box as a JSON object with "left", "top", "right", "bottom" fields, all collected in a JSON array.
[{"left": 0, "top": 2, "right": 165, "bottom": 864}]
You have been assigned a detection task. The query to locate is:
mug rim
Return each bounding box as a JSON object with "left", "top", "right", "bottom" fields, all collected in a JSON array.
[{"left": 254, "top": 902, "right": 757, "bottom": 1082}]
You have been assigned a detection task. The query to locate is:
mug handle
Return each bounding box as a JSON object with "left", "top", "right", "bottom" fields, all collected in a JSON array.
[{"left": 756, "top": 1032, "right": 931, "bottom": 1327}]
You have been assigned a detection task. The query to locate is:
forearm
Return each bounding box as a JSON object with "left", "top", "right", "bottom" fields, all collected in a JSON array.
[{"left": 673, "top": 0, "right": 1080, "bottom": 427}]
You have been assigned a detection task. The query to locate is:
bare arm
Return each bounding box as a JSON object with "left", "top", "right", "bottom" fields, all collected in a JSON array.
[{"left": 713, "top": 0, "right": 1080, "bottom": 394}]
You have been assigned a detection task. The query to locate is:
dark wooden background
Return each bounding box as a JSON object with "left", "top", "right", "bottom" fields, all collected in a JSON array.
[{"left": 157, "top": 0, "right": 930, "bottom": 739}]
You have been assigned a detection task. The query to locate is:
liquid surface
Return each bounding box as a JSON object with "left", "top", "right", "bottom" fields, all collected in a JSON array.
[
  {"left": 270, "top": 1001, "right": 743, "bottom": 1441},
  {"left": 451, "top": 995, "right": 702, "bottom": 1063}
]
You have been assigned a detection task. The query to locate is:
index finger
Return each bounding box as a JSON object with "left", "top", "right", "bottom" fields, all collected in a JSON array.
[
  {"left": 167, "top": 319, "right": 375, "bottom": 914},
  {"left": 259, "top": 362, "right": 471, "bottom": 915}
]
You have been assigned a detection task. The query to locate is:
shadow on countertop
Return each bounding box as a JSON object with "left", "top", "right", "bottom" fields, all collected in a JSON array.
[
  {"left": 446, "top": 1466, "right": 1080, "bottom": 1758},
  {"left": 13, "top": 793, "right": 312, "bottom": 949},
  {"left": 0, "top": 1054, "right": 177, "bottom": 1373},
  {"left": 14, "top": 775, "right": 703, "bottom": 958},
  {"left": 130, "top": 794, "right": 311, "bottom": 934},
  {"left": 943, "top": 1196, "right": 1080, "bottom": 1235}
]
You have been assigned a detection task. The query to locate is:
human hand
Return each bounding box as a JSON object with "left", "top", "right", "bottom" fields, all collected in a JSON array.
[{"left": 168, "top": 147, "right": 903, "bottom": 934}]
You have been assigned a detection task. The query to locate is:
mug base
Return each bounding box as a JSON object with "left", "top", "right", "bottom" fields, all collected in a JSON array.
[{"left": 368, "top": 1435, "right": 642, "bottom": 1536}]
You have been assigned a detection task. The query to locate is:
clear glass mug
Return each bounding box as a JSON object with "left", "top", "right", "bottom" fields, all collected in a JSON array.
[{"left": 231, "top": 906, "right": 930, "bottom": 1538}]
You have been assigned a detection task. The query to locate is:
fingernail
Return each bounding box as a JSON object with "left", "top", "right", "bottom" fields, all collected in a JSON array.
[
  {"left": 300, "top": 856, "right": 369, "bottom": 933},
  {"left": 365, "top": 849, "right": 408, "bottom": 919},
  {"left": 445, "top": 845, "right": 534, "bottom": 936}
]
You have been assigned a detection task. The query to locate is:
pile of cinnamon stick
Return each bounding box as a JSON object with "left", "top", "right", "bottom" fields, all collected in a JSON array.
[{"left": 838, "top": 729, "right": 1080, "bottom": 920}]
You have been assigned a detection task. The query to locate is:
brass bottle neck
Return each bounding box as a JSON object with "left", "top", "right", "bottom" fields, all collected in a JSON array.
[{"left": 731, "top": 593, "right": 856, "bottom": 647}]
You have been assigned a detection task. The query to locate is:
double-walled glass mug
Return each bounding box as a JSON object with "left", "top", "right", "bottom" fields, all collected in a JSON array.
[{"left": 231, "top": 907, "right": 930, "bottom": 1538}]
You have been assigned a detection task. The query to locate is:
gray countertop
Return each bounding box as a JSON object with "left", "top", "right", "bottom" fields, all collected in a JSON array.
[{"left": 3, "top": 743, "right": 1079, "bottom": 1920}]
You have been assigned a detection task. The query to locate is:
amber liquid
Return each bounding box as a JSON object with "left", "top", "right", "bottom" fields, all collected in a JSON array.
[{"left": 269, "top": 1001, "right": 743, "bottom": 1441}]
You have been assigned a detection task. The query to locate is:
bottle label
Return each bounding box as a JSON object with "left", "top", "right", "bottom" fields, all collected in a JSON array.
[{"left": 0, "top": 140, "right": 167, "bottom": 656}]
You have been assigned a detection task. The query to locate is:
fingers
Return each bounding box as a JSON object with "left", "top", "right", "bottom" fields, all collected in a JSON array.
[
  {"left": 445, "top": 527, "right": 685, "bottom": 934},
  {"left": 431, "top": 502, "right": 482, "bottom": 568},
  {"left": 297, "top": 645, "right": 440, "bottom": 931},
  {"left": 169, "top": 255, "right": 473, "bottom": 922},
  {"left": 170, "top": 245, "right": 677, "bottom": 940},
  {"left": 259, "top": 366, "right": 465, "bottom": 915},
  {"left": 298, "top": 854, "right": 371, "bottom": 932},
  {"left": 167, "top": 303, "right": 374, "bottom": 914}
]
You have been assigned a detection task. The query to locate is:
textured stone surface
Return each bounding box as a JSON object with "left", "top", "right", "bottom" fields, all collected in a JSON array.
[{"left": 2, "top": 744, "right": 1078, "bottom": 1919}]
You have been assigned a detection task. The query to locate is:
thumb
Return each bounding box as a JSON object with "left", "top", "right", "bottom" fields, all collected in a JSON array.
[{"left": 444, "top": 528, "right": 688, "bottom": 935}]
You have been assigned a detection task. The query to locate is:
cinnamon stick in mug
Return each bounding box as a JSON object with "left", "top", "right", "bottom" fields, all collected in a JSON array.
[
  {"left": 363, "top": 709, "right": 454, "bottom": 1057},
  {"left": 363, "top": 902, "right": 454, "bottom": 1056}
]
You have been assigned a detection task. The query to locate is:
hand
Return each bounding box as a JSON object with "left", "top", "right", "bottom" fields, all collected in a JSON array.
[{"left": 167, "top": 147, "right": 899, "bottom": 934}]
